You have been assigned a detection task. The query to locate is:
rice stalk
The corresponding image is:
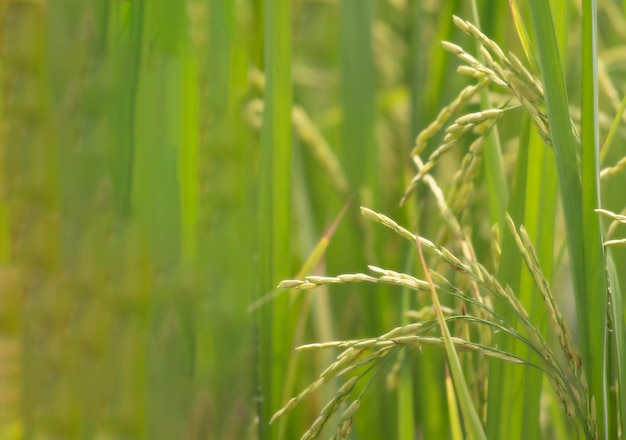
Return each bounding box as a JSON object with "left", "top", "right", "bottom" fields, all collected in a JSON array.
[
  {"left": 401, "top": 14, "right": 575, "bottom": 207},
  {"left": 273, "top": 204, "right": 592, "bottom": 437}
]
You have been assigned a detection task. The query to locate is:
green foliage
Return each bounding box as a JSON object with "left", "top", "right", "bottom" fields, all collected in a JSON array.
[{"left": 2, "top": 1, "right": 626, "bottom": 439}]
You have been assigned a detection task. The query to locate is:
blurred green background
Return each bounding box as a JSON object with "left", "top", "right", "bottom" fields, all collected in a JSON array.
[{"left": 2, "top": 0, "right": 626, "bottom": 439}]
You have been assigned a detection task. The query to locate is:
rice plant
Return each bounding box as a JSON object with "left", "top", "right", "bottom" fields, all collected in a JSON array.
[
  {"left": 271, "top": 5, "right": 626, "bottom": 440},
  {"left": 3, "top": 0, "right": 626, "bottom": 439}
]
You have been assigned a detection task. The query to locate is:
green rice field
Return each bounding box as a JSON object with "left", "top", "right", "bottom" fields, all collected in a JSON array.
[{"left": 2, "top": 0, "right": 626, "bottom": 439}]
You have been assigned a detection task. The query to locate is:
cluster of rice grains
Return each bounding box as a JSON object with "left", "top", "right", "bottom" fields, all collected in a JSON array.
[
  {"left": 401, "top": 15, "right": 551, "bottom": 208},
  {"left": 271, "top": 16, "right": 596, "bottom": 440}
]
